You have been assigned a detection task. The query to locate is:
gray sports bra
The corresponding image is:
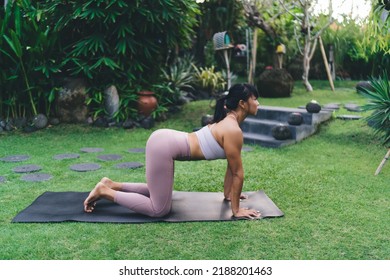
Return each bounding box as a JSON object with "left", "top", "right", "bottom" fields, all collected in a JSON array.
[{"left": 195, "top": 125, "right": 226, "bottom": 160}]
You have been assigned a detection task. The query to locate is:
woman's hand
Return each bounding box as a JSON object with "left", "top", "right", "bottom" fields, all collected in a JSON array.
[{"left": 233, "top": 208, "right": 261, "bottom": 219}]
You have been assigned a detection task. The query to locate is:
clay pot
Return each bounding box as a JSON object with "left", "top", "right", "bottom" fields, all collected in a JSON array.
[{"left": 137, "top": 91, "right": 157, "bottom": 117}]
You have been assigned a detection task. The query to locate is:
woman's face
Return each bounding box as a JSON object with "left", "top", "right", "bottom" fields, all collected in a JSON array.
[{"left": 246, "top": 95, "right": 260, "bottom": 115}]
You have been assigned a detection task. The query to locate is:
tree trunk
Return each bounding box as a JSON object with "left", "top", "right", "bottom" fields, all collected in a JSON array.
[
  {"left": 302, "top": 38, "right": 313, "bottom": 92},
  {"left": 248, "top": 28, "right": 258, "bottom": 84},
  {"left": 242, "top": 2, "right": 279, "bottom": 79}
]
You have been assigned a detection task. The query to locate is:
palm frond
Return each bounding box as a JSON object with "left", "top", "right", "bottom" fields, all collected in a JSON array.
[{"left": 358, "top": 71, "right": 390, "bottom": 146}]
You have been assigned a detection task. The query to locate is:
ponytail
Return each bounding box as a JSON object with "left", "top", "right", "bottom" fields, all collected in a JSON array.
[
  {"left": 213, "top": 95, "right": 227, "bottom": 123},
  {"left": 212, "top": 83, "right": 259, "bottom": 123}
]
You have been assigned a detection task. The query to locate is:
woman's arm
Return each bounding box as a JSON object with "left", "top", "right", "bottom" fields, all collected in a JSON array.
[
  {"left": 223, "top": 129, "right": 260, "bottom": 219},
  {"left": 223, "top": 165, "right": 233, "bottom": 200},
  {"left": 224, "top": 164, "right": 248, "bottom": 201}
]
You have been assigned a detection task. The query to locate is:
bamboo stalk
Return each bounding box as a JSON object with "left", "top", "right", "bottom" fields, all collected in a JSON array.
[
  {"left": 375, "top": 149, "right": 390, "bottom": 175},
  {"left": 318, "top": 36, "right": 335, "bottom": 92},
  {"left": 249, "top": 28, "right": 258, "bottom": 84}
]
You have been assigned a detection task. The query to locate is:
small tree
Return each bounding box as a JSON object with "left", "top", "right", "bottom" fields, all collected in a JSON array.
[{"left": 278, "top": 0, "right": 334, "bottom": 91}]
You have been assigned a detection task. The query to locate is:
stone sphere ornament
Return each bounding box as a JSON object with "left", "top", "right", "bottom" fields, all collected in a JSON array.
[
  {"left": 32, "top": 114, "right": 48, "bottom": 129},
  {"left": 271, "top": 124, "right": 292, "bottom": 140},
  {"left": 288, "top": 112, "right": 303, "bottom": 126},
  {"left": 306, "top": 100, "right": 321, "bottom": 113}
]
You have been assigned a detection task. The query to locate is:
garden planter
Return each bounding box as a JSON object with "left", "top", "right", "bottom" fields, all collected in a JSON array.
[{"left": 137, "top": 91, "right": 157, "bottom": 117}]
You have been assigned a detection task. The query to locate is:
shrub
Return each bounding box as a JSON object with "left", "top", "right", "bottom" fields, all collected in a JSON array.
[
  {"left": 154, "top": 55, "right": 196, "bottom": 106},
  {"left": 193, "top": 65, "right": 227, "bottom": 98},
  {"left": 358, "top": 71, "right": 390, "bottom": 146},
  {"left": 0, "top": 0, "right": 200, "bottom": 121},
  {"left": 43, "top": 0, "right": 199, "bottom": 103},
  {"left": 0, "top": 1, "right": 61, "bottom": 119}
]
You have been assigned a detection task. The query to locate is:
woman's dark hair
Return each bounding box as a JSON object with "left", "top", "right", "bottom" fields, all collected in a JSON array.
[{"left": 213, "top": 83, "right": 258, "bottom": 123}]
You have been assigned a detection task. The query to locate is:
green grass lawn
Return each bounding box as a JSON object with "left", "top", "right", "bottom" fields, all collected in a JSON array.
[{"left": 0, "top": 81, "right": 389, "bottom": 260}]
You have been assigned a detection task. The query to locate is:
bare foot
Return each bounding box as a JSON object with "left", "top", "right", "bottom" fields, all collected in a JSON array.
[
  {"left": 84, "top": 182, "right": 106, "bottom": 212},
  {"left": 100, "top": 177, "right": 122, "bottom": 190}
]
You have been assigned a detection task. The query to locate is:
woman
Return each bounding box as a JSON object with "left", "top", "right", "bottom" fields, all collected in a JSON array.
[{"left": 84, "top": 83, "right": 261, "bottom": 219}]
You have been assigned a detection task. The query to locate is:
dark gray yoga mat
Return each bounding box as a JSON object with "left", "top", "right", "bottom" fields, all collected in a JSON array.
[{"left": 12, "top": 190, "right": 283, "bottom": 223}]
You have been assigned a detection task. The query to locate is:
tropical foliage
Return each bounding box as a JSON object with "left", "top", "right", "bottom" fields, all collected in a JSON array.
[
  {"left": 193, "top": 65, "right": 227, "bottom": 97},
  {"left": 0, "top": 0, "right": 389, "bottom": 124},
  {"left": 363, "top": 1, "right": 390, "bottom": 55},
  {"left": 0, "top": 0, "right": 200, "bottom": 121},
  {"left": 41, "top": 0, "right": 199, "bottom": 88},
  {"left": 358, "top": 72, "right": 390, "bottom": 146},
  {"left": 0, "top": 0, "right": 60, "bottom": 119},
  {"left": 155, "top": 55, "right": 196, "bottom": 106}
]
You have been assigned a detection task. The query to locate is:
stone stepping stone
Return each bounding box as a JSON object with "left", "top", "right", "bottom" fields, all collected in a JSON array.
[
  {"left": 323, "top": 103, "right": 340, "bottom": 110},
  {"left": 0, "top": 176, "right": 6, "bottom": 183},
  {"left": 70, "top": 163, "right": 101, "bottom": 172},
  {"left": 97, "top": 154, "right": 123, "bottom": 161},
  {"left": 128, "top": 148, "right": 145, "bottom": 153},
  {"left": 0, "top": 155, "right": 30, "bottom": 162},
  {"left": 114, "top": 162, "right": 144, "bottom": 169},
  {"left": 344, "top": 103, "right": 362, "bottom": 112},
  {"left": 21, "top": 173, "right": 53, "bottom": 182},
  {"left": 13, "top": 164, "right": 42, "bottom": 173},
  {"left": 80, "top": 147, "right": 104, "bottom": 153},
  {"left": 337, "top": 115, "right": 363, "bottom": 120},
  {"left": 53, "top": 153, "right": 80, "bottom": 160},
  {"left": 242, "top": 146, "right": 253, "bottom": 152}
]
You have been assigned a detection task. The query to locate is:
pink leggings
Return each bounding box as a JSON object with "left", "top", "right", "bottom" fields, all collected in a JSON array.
[{"left": 114, "top": 129, "right": 190, "bottom": 217}]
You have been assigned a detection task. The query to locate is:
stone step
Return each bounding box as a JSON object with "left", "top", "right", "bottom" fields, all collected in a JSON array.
[
  {"left": 241, "top": 118, "right": 315, "bottom": 142},
  {"left": 253, "top": 105, "right": 332, "bottom": 125},
  {"left": 241, "top": 105, "right": 333, "bottom": 148},
  {"left": 243, "top": 132, "right": 296, "bottom": 148}
]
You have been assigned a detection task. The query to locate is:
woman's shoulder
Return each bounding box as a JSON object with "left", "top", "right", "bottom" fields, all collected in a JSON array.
[{"left": 215, "top": 119, "right": 242, "bottom": 137}]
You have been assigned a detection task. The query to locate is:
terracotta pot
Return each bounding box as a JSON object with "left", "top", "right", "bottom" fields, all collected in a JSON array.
[{"left": 137, "top": 91, "right": 157, "bottom": 117}]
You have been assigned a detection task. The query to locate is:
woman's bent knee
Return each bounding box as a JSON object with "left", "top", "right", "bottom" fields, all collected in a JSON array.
[{"left": 150, "top": 207, "right": 171, "bottom": 218}]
